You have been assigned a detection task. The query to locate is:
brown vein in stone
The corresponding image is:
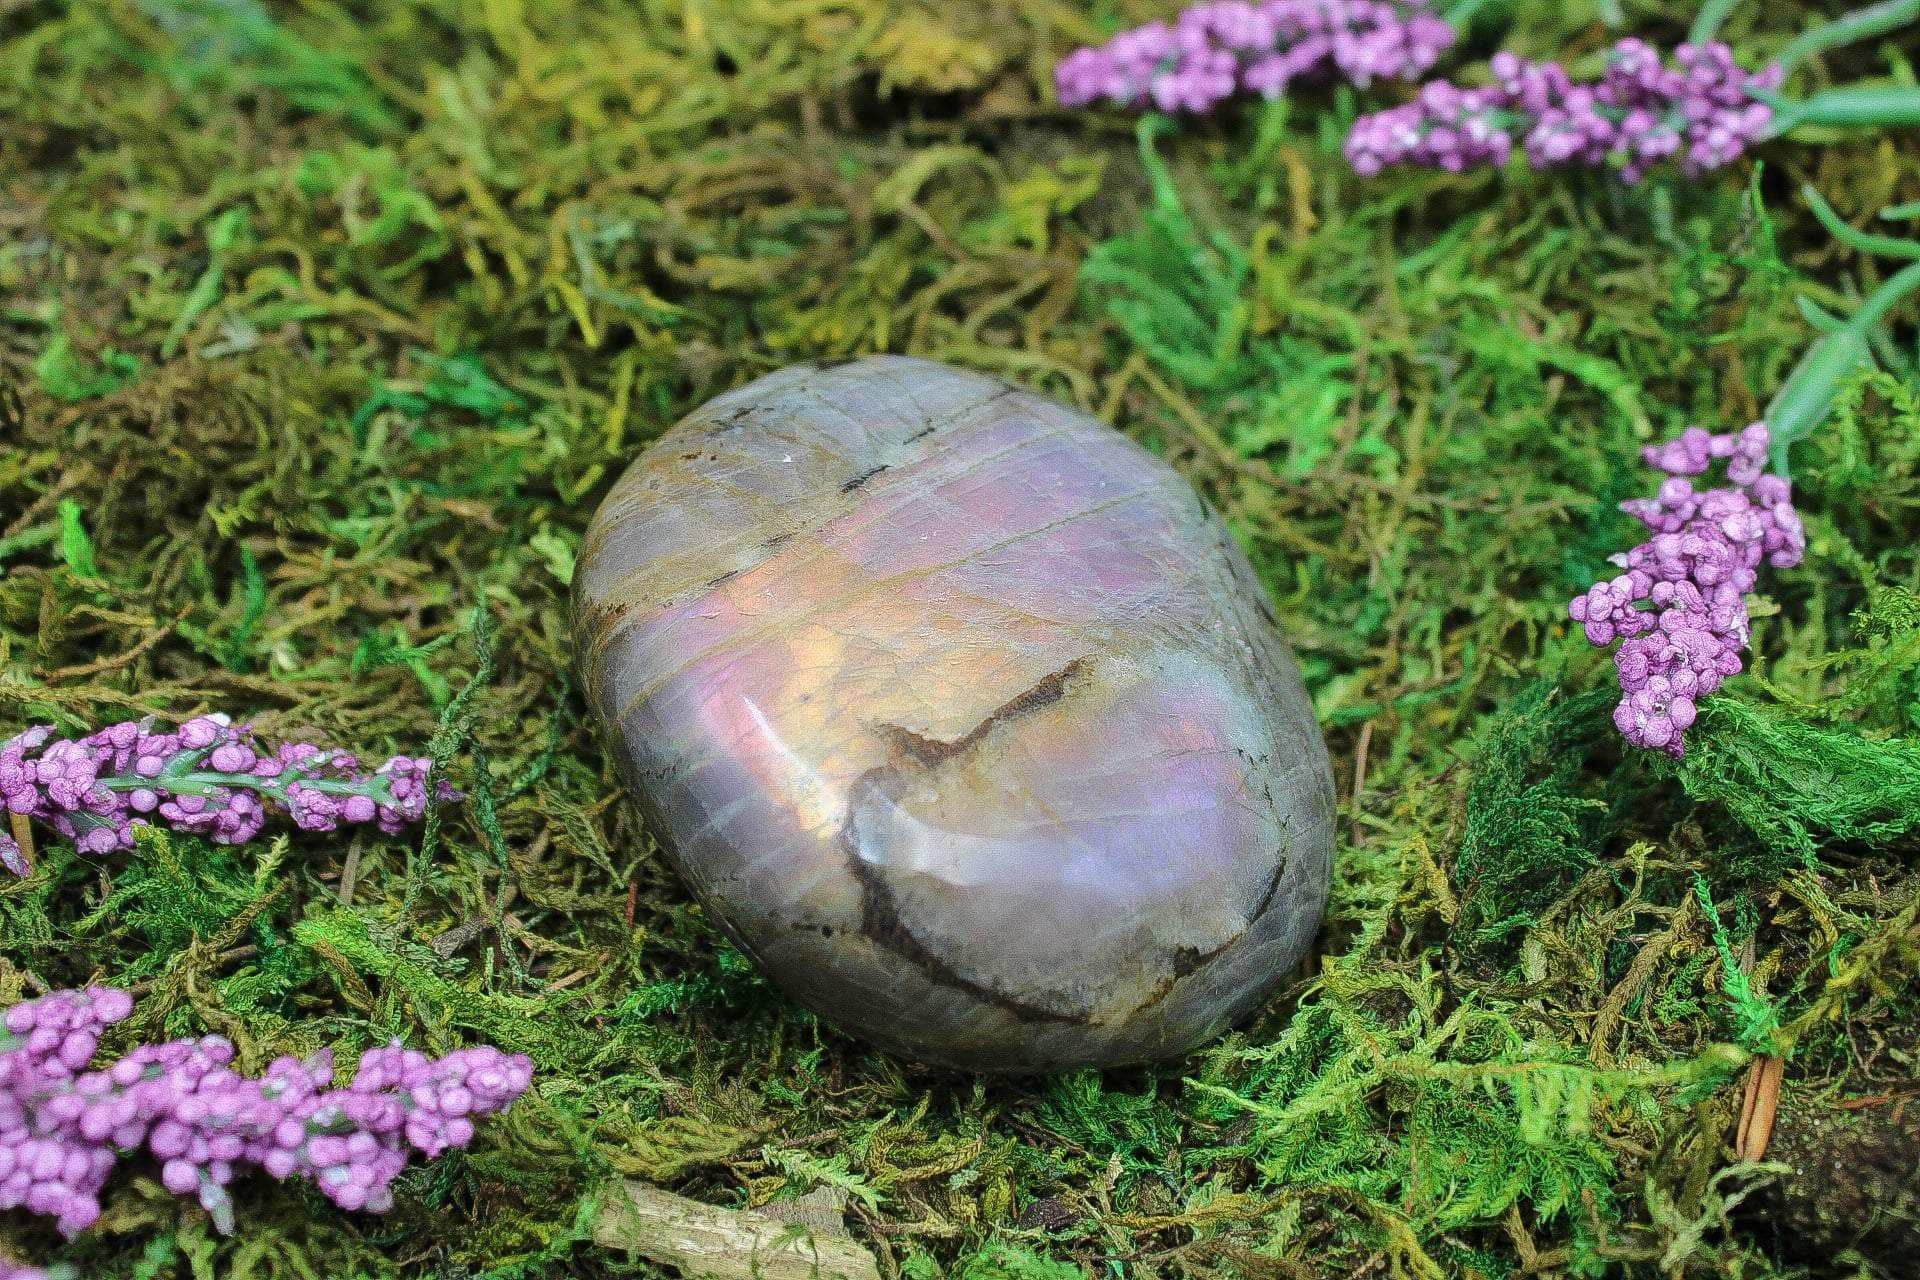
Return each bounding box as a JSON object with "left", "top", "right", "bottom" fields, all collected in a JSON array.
[
  {"left": 840, "top": 656, "right": 1285, "bottom": 1027},
  {"left": 876, "top": 658, "right": 1086, "bottom": 768},
  {"left": 847, "top": 832, "right": 1091, "bottom": 1027},
  {"left": 839, "top": 661, "right": 1098, "bottom": 1027}
]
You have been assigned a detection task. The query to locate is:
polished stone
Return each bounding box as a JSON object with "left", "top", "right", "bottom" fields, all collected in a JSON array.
[{"left": 574, "top": 356, "right": 1334, "bottom": 1072}]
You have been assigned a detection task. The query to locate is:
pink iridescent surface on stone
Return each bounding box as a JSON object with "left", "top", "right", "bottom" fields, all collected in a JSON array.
[{"left": 574, "top": 356, "right": 1335, "bottom": 1072}]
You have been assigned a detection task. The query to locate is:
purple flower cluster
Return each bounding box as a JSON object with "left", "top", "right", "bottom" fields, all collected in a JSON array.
[
  {"left": 1569, "top": 424, "right": 1805, "bottom": 758},
  {"left": 1, "top": 715, "right": 454, "bottom": 876},
  {"left": 0, "top": 1263, "right": 74, "bottom": 1280},
  {"left": 1054, "top": 0, "right": 1454, "bottom": 113},
  {"left": 1346, "top": 38, "right": 1783, "bottom": 180},
  {"left": 0, "top": 987, "right": 532, "bottom": 1238}
]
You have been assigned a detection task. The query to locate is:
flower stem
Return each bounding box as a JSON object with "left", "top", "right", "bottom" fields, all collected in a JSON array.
[
  {"left": 1803, "top": 184, "right": 1920, "bottom": 260},
  {"left": 1689, "top": 0, "right": 1745, "bottom": 46},
  {"left": 1768, "top": 327, "right": 1877, "bottom": 473},
  {"left": 1440, "top": 0, "right": 1501, "bottom": 30},
  {"left": 1775, "top": 0, "right": 1920, "bottom": 76},
  {"left": 6, "top": 811, "right": 31, "bottom": 870},
  {"left": 1757, "top": 81, "right": 1920, "bottom": 136},
  {"left": 1791, "top": 83, "right": 1920, "bottom": 128},
  {"left": 1766, "top": 189, "right": 1920, "bottom": 470},
  {"left": 1851, "top": 256, "right": 1920, "bottom": 331},
  {"left": 97, "top": 769, "right": 399, "bottom": 807}
]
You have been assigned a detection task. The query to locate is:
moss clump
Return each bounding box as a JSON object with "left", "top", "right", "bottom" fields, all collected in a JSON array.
[
  {"left": 2, "top": 0, "right": 1918, "bottom": 1276},
  {"left": 1754, "top": 1013, "right": 1920, "bottom": 1275},
  {"left": 1760, "top": 1093, "right": 1920, "bottom": 1272}
]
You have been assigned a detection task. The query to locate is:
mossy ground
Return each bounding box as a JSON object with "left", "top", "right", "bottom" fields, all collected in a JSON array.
[{"left": 2, "top": 1, "right": 1917, "bottom": 1276}]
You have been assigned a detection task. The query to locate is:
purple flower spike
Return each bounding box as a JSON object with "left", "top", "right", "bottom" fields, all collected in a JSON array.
[
  {"left": 1570, "top": 422, "right": 1804, "bottom": 758},
  {"left": 0, "top": 987, "right": 532, "bottom": 1239},
  {"left": 1055, "top": 0, "right": 1455, "bottom": 115},
  {"left": 0, "top": 716, "right": 459, "bottom": 876},
  {"left": 0, "top": 1262, "right": 78, "bottom": 1280},
  {"left": 1347, "top": 38, "right": 1782, "bottom": 180}
]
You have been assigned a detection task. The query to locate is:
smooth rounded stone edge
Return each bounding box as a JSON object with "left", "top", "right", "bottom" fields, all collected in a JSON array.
[{"left": 574, "top": 355, "right": 1336, "bottom": 1072}]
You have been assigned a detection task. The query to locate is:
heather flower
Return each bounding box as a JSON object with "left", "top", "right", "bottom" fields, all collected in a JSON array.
[
  {"left": 0, "top": 1263, "right": 77, "bottom": 1280},
  {"left": 1569, "top": 423, "right": 1804, "bottom": 758},
  {"left": 0, "top": 716, "right": 455, "bottom": 876},
  {"left": 0, "top": 987, "right": 532, "bottom": 1238},
  {"left": 1055, "top": 0, "right": 1455, "bottom": 115},
  {"left": 1346, "top": 38, "right": 1782, "bottom": 180}
]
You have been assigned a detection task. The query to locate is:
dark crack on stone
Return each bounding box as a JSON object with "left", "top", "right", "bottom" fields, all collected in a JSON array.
[
  {"left": 1130, "top": 974, "right": 1181, "bottom": 1014},
  {"left": 1170, "top": 942, "right": 1224, "bottom": 978},
  {"left": 892, "top": 382, "right": 1019, "bottom": 447},
  {"left": 575, "top": 593, "right": 643, "bottom": 643},
  {"left": 1248, "top": 856, "right": 1289, "bottom": 925},
  {"left": 840, "top": 463, "right": 889, "bottom": 493},
  {"left": 842, "top": 767, "right": 1089, "bottom": 1027},
  {"left": 1130, "top": 940, "right": 1227, "bottom": 1015},
  {"left": 836, "top": 660, "right": 1102, "bottom": 1027},
  {"left": 877, "top": 659, "right": 1087, "bottom": 768},
  {"left": 859, "top": 656, "right": 1289, "bottom": 1024},
  {"left": 701, "top": 405, "right": 761, "bottom": 434},
  {"left": 1132, "top": 859, "right": 1286, "bottom": 1016}
]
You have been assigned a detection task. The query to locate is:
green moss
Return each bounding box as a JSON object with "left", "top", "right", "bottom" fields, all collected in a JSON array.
[{"left": 2, "top": 0, "right": 1918, "bottom": 1276}]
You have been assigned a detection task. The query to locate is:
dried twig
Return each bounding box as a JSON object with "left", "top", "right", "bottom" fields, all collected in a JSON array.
[
  {"left": 1735, "top": 1055, "right": 1785, "bottom": 1160},
  {"left": 7, "top": 811, "right": 31, "bottom": 871},
  {"left": 594, "top": 1180, "right": 881, "bottom": 1280}
]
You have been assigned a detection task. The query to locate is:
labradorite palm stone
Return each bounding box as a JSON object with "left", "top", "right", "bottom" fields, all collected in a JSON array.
[{"left": 574, "top": 356, "right": 1335, "bottom": 1072}]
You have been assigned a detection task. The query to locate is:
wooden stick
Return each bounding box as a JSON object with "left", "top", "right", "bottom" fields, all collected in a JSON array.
[
  {"left": 594, "top": 1181, "right": 881, "bottom": 1280},
  {"left": 1735, "top": 1055, "right": 1785, "bottom": 1160},
  {"left": 7, "top": 811, "right": 31, "bottom": 871}
]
